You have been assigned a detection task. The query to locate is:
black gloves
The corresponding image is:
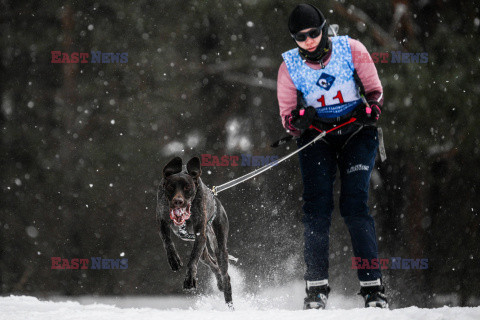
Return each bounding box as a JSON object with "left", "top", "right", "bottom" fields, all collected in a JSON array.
[
  {"left": 354, "top": 102, "right": 381, "bottom": 125},
  {"left": 290, "top": 106, "right": 317, "bottom": 130},
  {"left": 285, "top": 106, "right": 332, "bottom": 132}
]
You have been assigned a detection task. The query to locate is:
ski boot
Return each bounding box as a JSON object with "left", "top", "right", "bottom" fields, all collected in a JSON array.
[
  {"left": 304, "top": 284, "right": 330, "bottom": 310},
  {"left": 359, "top": 284, "right": 388, "bottom": 308}
]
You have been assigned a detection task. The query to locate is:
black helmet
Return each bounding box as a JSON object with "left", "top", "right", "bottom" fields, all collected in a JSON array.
[{"left": 288, "top": 4, "right": 330, "bottom": 62}]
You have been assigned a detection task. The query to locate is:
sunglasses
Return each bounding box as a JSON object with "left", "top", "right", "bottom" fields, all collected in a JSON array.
[{"left": 291, "top": 21, "right": 326, "bottom": 42}]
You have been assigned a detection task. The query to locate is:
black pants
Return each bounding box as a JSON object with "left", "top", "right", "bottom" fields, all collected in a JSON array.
[{"left": 297, "top": 125, "right": 382, "bottom": 282}]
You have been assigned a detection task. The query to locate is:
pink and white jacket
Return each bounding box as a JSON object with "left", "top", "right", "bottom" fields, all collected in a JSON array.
[{"left": 277, "top": 37, "right": 383, "bottom": 136}]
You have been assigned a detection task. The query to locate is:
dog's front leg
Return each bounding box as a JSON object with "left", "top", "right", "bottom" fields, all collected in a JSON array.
[
  {"left": 159, "top": 219, "right": 183, "bottom": 271},
  {"left": 183, "top": 225, "right": 207, "bottom": 290}
]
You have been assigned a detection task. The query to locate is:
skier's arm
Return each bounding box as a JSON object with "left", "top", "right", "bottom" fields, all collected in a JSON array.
[
  {"left": 350, "top": 38, "right": 384, "bottom": 107},
  {"left": 277, "top": 62, "right": 302, "bottom": 136}
]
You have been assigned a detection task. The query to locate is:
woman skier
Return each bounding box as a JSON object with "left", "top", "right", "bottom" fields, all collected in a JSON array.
[{"left": 277, "top": 3, "right": 388, "bottom": 309}]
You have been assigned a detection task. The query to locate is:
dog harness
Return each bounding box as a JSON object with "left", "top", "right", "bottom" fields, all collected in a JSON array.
[
  {"left": 281, "top": 35, "right": 363, "bottom": 119},
  {"left": 176, "top": 213, "right": 216, "bottom": 241}
]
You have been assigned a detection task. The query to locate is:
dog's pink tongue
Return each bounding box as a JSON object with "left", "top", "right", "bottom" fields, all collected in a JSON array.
[{"left": 170, "top": 208, "right": 185, "bottom": 225}]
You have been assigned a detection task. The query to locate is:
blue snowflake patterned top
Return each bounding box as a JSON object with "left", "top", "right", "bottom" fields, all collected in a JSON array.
[{"left": 282, "top": 36, "right": 362, "bottom": 118}]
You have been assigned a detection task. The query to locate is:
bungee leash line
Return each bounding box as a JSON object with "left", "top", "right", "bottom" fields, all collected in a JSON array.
[{"left": 211, "top": 117, "right": 357, "bottom": 195}]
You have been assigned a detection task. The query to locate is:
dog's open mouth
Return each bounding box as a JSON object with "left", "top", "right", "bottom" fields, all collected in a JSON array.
[{"left": 169, "top": 204, "right": 191, "bottom": 226}]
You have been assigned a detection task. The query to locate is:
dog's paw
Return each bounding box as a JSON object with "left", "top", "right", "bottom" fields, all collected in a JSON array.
[
  {"left": 167, "top": 252, "right": 183, "bottom": 271},
  {"left": 183, "top": 275, "right": 197, "bottom": 290}
]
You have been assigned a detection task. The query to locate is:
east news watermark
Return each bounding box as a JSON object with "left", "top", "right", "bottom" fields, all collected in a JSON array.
[
  {"left": 51, "top": 51, "right": 128, "bottom": 63},
  {"left": 201, "top": 154, "right": 279, "bottom": 167},
  {"left": 352, "top": 51, "right": 428, "bottom": 64},
  {"left": 351, "top": 257, "right": 429, "bottom": 270},
  {"left": 51, "top": 257, "right": 128, "bottom": 269}
]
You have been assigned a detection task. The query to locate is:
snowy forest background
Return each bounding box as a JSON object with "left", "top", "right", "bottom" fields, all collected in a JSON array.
[{"left": 1, "top": 0, "right": 479, "bottom": 309}]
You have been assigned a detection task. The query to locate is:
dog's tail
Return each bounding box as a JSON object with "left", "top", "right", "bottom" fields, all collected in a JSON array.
[{"left": 228, "top": 255, "right": 238, "bottom": 263}]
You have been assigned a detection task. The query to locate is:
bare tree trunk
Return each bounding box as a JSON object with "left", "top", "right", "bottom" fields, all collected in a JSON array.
[
  {"left": 332, "top": 2, "right": 403, "bottom": 50},
  {"left": 390, "top": 0, "right": 417, "bottom": 50}
]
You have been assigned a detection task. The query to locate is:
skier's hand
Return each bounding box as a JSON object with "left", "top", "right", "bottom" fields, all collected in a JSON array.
[
  {"left": 290, "top": 106, "right": 317, "bottom": 130},
  {"left": 354, "top": 102, "right": 381, "bottom": 125}
]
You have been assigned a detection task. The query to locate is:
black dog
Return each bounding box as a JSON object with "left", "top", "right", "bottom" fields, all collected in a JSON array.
[{"left": 156, "top": 156, "right": 233, "bottom": 307}]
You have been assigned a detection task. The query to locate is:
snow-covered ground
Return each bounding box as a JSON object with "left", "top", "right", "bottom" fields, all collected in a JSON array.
[
  {"left": 1, "top": 267, "right": 479, "bottom": 320},
  {"left": 2, "top": 294, "right": 480, "bottom": 320}
]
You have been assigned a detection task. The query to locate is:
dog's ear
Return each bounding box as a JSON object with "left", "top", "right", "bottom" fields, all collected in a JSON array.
[
  {"left": 163, "top": 157, "right": 183, "bottom": 178},
  {"left": 186, "top": 157, "right": 202, "bottom": 179}
]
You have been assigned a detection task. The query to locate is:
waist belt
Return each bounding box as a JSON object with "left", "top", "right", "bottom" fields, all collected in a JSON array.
[
  {"left": 300, "top": 124, "right": 387, "bottom": 163},
  {"left": 318, "top": 110, "right": 356, "bottom": 124}
]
